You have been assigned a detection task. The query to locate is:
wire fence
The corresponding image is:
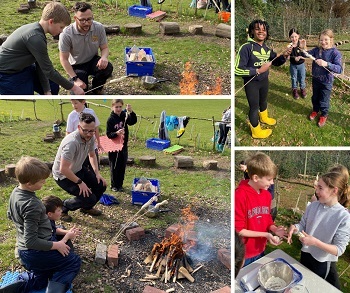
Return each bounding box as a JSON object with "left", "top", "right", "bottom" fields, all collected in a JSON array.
[{"left": 235, "top": 14, "right": 348, "bottom": 51}]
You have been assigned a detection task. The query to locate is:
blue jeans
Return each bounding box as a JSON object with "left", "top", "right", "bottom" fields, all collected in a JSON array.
[
  {"left": 0, "top": 64, "right": 59, "bottom": 95},
  {"left": 312, "top": 79, "right": 333, "bottom": 116},
  {"left": 290, "top": 63, "right": 306, "bottom": 89},
  {"left": 18, "top": 249, "right": 81, "bottom": 291},
  {"left": 243, "top": 251, "right": 265, "bottom": 267}
]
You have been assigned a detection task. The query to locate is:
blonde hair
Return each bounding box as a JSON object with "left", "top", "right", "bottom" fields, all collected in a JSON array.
[
  {"left": 319, "top": 29, "right": 334, "bottom": 47},
  {"left": 41, "top": 2, "right": 71, "bottom": 26},
  {"left": 321, "top": 169, "right": 350, "bottom": 208},
  {"left": 246, "top": 152, "right": 277, "bottom": 178},
  {"left": 15, "top": 156, "right": 51, "bottom": 184},
  {"left": 111, "top": 99, "right": 124, "bottom": 106}
]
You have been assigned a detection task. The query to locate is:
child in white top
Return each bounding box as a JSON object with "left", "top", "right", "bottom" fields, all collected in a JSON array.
[{"left": 287, "top": 169, "right": 350, "bottom": 289}]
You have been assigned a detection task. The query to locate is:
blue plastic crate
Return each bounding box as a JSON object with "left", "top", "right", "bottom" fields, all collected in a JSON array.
[
  {"left": 128, "top": 5, "right": 152, "bottom": 18},
  {"left": 125, "top": 47, "right": 156, "bottom": 76},
  {"left": 132, "top": 178, "right": 160, "bottom": 205},
  {"left": 146, "top": 138, "right": 170, "bottom": 150}
]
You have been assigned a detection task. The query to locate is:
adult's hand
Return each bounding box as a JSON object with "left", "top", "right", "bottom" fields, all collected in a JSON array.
[
  {"left": 78, "top": 181, "right": 92, "bottom": 197},
  {"left": 71, "top": 84, "right": 85, "bottom": 95},
  {"left": 287, "top": 224, "right": 297, "bottom": 244},
  {"left": 97, "top": 57, "right": 108, "bottom": 70},
  {"left": 96, "top": 173, "right": 107, "bottom": 186},
  {"left": 75, "top": 79, "right": 87, "bottom": 90}
]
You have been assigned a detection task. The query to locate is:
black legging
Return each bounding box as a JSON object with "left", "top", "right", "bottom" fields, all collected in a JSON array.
[
  {"left": 218, "top": 123, "right": 229, "bottom": 145},
  {"left": 300, "top": 251, "right": 340, "bottom": 289},
  {"left": 244, "top": 78, "right": 269, "bottom": 127}
]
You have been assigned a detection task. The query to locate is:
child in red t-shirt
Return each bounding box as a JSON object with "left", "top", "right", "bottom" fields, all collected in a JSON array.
[{"left": 235, "top": 152, "right": 287, "bottom": 266}]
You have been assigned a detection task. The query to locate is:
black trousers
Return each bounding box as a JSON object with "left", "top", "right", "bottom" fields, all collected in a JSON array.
[
  {"left": 55, "top": 166, "right": 106, "bottom": 212},
  {"left": 108, "top": 146, "right": 128, "bottom": 189},
  {"left": 218, "top": 123, "right": 230, "bottom": 145},
  {"left": 300, "top": 251, "right": 340, "bottom": 289},
  {"left": 244, "top": 78, "right": 269, "bottom": 127},
  {"left": 73, "top": 55, "right": 113, "bottom": 91}
]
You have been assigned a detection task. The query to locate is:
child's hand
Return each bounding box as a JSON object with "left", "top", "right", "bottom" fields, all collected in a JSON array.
[
  {"left": 299, "top": 39, "right": 306, "bottom": 49},
  {"left": 259, "top": 62, "right": 272, "bottom": 74},
  {"left": 315, "top": 59, "right": 328, "bottom": 67},
  {"left": 294, "top": 56, "right": 305, "bottom": 62},
  {"left": 126, "top": 104, "right": 132, "bottom": 113},
  {"left": 116, "top": 129, "right": 125, "bottom": 136},
  {"left": 267, "top": 233, "right": 282, "bottom": 246},
  {"left": 66, "top": 231, "right": 77, "bottom": 241},
  {"left": 287, "top": 225, "right": 297, "bottom": 244},
  {"left": 69, "top": 225, "right": 82, "bottom": 237},
  {"left": 299, "top": 231, "right": 316, "bottom": 246},
  {"left": 274, "top": 225, "right": 287, "bottom": 238}
]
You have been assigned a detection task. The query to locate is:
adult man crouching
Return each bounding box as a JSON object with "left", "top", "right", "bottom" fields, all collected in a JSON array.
[{"left": 52, "top": 112, "right": 107, "bottom": 222}]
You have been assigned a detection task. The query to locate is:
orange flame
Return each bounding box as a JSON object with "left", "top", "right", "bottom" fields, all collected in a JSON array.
[
  {"left": 179, "top": 62, "right": 222, "bottom": 95},
  {"left": 179, "top": 62, "right": 198, "bottom": 95}
]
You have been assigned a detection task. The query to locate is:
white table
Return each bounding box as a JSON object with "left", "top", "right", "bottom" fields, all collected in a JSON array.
[{"left": 235, "top": 249, "right": 342, "bottom": 293}]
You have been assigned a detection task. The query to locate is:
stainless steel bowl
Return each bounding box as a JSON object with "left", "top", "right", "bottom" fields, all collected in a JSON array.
[{"left": 258, "top": 260, "right": 294, "bottom": 293}]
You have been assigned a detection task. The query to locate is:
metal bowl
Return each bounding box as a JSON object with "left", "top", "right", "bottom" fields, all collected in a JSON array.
[{"left": 258, "top": 260, "right": 294, "bottom": 293}]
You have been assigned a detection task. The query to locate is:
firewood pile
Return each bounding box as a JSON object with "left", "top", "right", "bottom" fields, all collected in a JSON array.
[{"left": 142, "top": 207, "right": 203, "bottom": 285}]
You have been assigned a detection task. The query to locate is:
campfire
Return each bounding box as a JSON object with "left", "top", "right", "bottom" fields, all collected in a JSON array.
[
  {"left": 179, "top": 61, "right": 222, "bottom": 95},
  {"left": 143, "top": 207, "right": 203, "bottom": 285}
]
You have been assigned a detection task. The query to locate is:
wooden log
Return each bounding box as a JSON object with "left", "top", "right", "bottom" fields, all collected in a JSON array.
[
  {"left": 18, "top": 6, "right": 30, "bottom": 13},
  {"left": 43, "top": 136, "right": 54, "bottom": 143},
  {"left": 215, "top": 23, "right": 231, "bottom": 39},
  {"left": 188, "top": 25, "right": 203, "bottom": 35},
  {"left": 0, "top": 169, "right": 6, "bottom": 183},
  {"left": 174, "top": 156, "right": 193, "bottom": 168},
  {"left": 178, "top": 267, "right": 194, "bottom": 282},
  {"left": 5, "top": 164, "right": 16, "bottom": 178},
  {"left": 124, "top": 23, "right": 142, "bottom": 35},
  {"left": 99, "top": 156, "right": 109, "bottom": 166},
  {"left": 159, "top": 22, "right": 180, "bottom": 35},
  {"left": 139, "top": 155, "right": 156, "bottom": 166},
  {"left": 203, "top": 160, "right": 218, "bottom": 170},
  {"left": 28, "top": 0, "right": 37, "bottom": 9},
  {"left": 103, "top": 25, "right": 120, "bottom": 34}
]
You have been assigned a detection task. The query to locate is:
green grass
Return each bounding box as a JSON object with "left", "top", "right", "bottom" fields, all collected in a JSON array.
[
  {"left": 235, "top": 62, "right": 350, "bottom": 146},
  {"left": 0, "top": 99, "right": 231, "bottom": 283}
]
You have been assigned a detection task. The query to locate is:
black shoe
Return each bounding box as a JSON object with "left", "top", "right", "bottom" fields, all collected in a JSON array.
[
  {"left": 0, "top": 280, "right": 25, "bottom": 293},
  {"left": 111, "top": 187, "right": 118, "bottom": 192},
  {"left": 117, "top": 187, "right": 124, "bottom": 192}
]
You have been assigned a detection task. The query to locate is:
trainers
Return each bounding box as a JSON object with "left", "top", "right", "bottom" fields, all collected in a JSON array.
[
  {"left": 80, "top": 208, "right": 102, "bottom": 216},
  {"left": 111, "top": 187, "right": 118, "bottom": 192},
  {"left": 292, "top": 88, "right": 299, "bottom": 99},
  {"left": 301, "top": 88, "right": 307, "bottom": 98},
  {"left": 318, "top": 116, "right": 327, "bottom": 127},
  {"left": 61, "top": 212, "right": 72, "bottom": 222},
  {"left": 309, "top": 111, "right": 318, "bottom": 121}
]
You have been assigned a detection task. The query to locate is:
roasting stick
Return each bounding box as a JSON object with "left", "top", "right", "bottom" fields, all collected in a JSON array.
[
  {"left": 108, "top": 195, "right": 159, "bottom": 245},
  {"left": 84, "top": 76, "right": 129, "bottom": 94},
  {"left": 300, "top": 48, "right": 350, "bottom": 89},
  {"left": 235, "top": 43, "right": 293, "bottom": 96}
]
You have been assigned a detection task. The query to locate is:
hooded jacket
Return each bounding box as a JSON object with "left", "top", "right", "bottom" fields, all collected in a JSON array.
[
  {"left": 235, "top": 179, "right": 274, "bottom": 259},
  {"left": 235, "top": 38, "right": 287, "bottom": 83},
  {"left": 106, "top": 110, "right": 137, "bottom": 148}
]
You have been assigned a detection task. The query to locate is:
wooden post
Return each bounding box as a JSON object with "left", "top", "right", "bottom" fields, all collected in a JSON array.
[{"left": 212, "top": 116, "right": 216, "bottom": 151}]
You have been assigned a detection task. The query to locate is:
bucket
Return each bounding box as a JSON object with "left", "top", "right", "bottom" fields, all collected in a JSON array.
[{"left": 218, "top": 11, "right": 230, "bottom": 23}]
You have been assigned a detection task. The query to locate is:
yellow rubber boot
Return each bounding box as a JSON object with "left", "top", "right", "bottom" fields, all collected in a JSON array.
[
  {"left": 249, "top": 122, "right": 272, "bottom": 139},
  {"left": 259, "top": 109, "right": 276, "bottom": 126}
]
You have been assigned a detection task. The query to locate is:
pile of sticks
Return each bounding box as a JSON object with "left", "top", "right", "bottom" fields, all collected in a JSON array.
[{"left": 143, "top": 233, "right": 202, "bottom": 284}]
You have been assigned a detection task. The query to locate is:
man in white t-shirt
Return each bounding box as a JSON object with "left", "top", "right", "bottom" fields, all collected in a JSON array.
[{"left": 58, "top": 2, "right": 113, "bottom": 94}]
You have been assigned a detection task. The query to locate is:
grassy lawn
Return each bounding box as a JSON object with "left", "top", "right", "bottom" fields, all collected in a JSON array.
[
  {"left": 235, "top": 40, "right": 350, "bottom": 146},
  {"left": 0, "top": 98, "right": 231, "bottom": 291},
  {"left": 0, "top": 0, "right": 231, "bottom": 95}
]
